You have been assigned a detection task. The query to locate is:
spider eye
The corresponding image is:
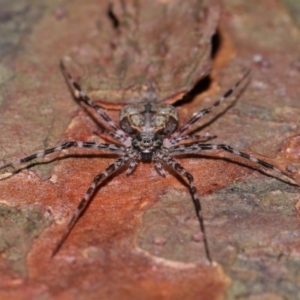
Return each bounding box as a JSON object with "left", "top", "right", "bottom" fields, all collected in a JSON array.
[{"left": 142, "top": 138, "right": 152, "bottom": 145}]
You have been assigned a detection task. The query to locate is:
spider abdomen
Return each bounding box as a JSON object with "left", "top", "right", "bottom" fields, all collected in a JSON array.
[{"left": 120, "top": 102, "right": 178, "bottom": 135}]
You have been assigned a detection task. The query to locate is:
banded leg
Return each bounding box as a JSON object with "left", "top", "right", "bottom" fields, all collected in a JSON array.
[
  {"left": 169, "top": 70, "right": 250, "bottom": 142},
  {"left": 158, "top": 153, "right": 212, "bottom": 262},
  {"left": 60, "top": 61, "right": 131, "bottom": 146},
  {"left": 154, "top": 160, "right": 166, "bottom": 177},
  {"left": 95, "top": 129, "right": 131, "bottom": 144},
  {"left": 0, "top": 141, "right": 125, "bottom": 171},
  {"left": 52, "top": 155, "right": 130, "bottom": 256},
  {"left": 126, "top": 159, "right": 138, "bottom": 176},
  {"left": 170, "top": 143, "right": 296, "bottom": 184},
  {"left": 172, "top": 134, "right": 217, "bottom": 144}
]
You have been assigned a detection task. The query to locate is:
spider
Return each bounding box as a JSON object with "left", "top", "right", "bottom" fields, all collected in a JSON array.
[{"left": 0, "top": 63, "right": 295, "bottom": 261}]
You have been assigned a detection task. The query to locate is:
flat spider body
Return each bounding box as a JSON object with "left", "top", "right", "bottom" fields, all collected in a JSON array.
[
  {"left": 0, "top": 63, "right": 295, "bottom": 261},
  {"left": 121, "top": 102, "right": 177, "bottom": 161}
]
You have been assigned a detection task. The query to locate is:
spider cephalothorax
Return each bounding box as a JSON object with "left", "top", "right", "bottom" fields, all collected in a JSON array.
[
  {"left": 120, "top": 102, "right": 177, "bottom": 161},
  {"left": 0, "top": 63, "right": 295, "bottom": 261},
  {"left": 131, "top": 133, "right": 162, "bottom": 161}
]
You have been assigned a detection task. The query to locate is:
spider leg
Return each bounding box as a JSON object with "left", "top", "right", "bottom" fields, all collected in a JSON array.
[
  {"left": 169, "top": 70, "right": 250, "bottom": 143},
  {"left": 52, "top": 155, "right": 130, "bottom": 256},
  {"left": 126, "top": 159, "right": 138, "bottom": 176},
  {"left": 60, "top": 61, "right": 131, "bottom": 146},
  {"left": 95, "top": 129, "right": 128, "bottom": 144},
  {"left": 154, "top": 159, "right": 166, "bottom": 177},
  {"left": 170, "top": 143, "right": 297, "bottom": 184},
  {"left": 172, "top": 134, "right": 217, "bottom": 144},
  {"left": 158, "top": 153, "right": 212, "bottom": 262},
  {"left": 0, "top": 141, "right": 124, "bottom": 172}
]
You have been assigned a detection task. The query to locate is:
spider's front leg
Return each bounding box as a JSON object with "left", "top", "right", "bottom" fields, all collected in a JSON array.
[
  {"left": 52, "top": 154, "right": 131, "bottom": 256},
  {"left": 0, "top": 141, "right": 125, "bottom": 177}
]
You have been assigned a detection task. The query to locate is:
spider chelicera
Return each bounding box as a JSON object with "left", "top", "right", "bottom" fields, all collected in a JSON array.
[{"left": 0, "top": 63, "right": 295, "bottom": 261}]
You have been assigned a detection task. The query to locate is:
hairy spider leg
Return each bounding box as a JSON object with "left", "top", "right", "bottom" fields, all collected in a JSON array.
[
  {"left": 173, "top": 134, "right": 217, "bottom": 144},
  {"left": 126, "top": 159, "right": 139, "bottom": 176},
  {"left": 52, "top": 155, "right": 131, "bottom": 256},
  {"left": 0, "top": 141, "right": 125, "bottom": 172},
  {"left": 170, "top": 143, "right": 296, "bottom": 184},
  {"left": 169, "top": 70, "right": 251, "bottom": 143},
  {"left": 95, "top": 129, "right": 129, "bottom": 143},
  {"left": 154, "top": 160, "right": 166, "bottom": 177},
  {"left": 60, "top": 61, "right": 131, "bottom": 146},
  {"left": 157, "top": 153, "right": 212, "bottom": 262}
]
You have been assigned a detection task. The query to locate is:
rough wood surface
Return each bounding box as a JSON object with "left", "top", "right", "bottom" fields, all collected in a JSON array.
[{"left": 0, "top": 0, "right": 300, "bottom": 299}]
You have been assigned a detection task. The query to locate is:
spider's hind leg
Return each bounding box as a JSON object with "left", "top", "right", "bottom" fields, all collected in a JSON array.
[
  {"left": 169, "top": 70, "right": 251, "bottom": 143},
  {"left": 60, "top": 60, "right": 131, "bottom": 146}
]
